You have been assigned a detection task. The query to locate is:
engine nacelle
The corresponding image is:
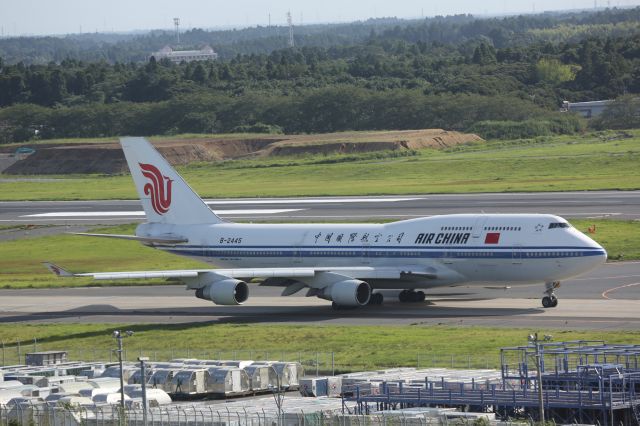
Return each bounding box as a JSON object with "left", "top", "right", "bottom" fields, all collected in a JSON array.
[
  {"left": 328, "top": 279, "right": 371, "bottom": 307},
  {"left": 195, "top": 279, "right": 249, "bottom": 305}
]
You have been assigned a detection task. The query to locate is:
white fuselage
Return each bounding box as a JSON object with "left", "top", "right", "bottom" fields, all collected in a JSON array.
[{"left": 139, "top": 213, "right": 606, "bottom": 290}]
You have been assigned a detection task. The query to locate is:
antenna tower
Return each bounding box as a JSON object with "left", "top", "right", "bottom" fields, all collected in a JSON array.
[
  {"left": 287, "top": 12, "right": 294, "bottom": 47},
  {"left": 173, "top": 17, "right": 180, "bottom": 45}
]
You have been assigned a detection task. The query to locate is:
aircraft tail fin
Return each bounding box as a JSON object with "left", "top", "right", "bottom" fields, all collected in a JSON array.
[{"left": 120, "top": 137, "right": 224, "bottom": 225}]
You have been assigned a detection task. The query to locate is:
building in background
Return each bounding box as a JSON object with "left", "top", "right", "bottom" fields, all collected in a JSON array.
[
  {"left": 151, "top": 46, "right": 218, "bottom": 63},
  {"left": 561, "top": 100, "right": 612, "bottom": 118}
]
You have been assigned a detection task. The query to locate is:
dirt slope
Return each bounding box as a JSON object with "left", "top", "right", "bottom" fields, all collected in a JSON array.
[{"left": 4, "top": 130, "right": 482, "bottom": 175}]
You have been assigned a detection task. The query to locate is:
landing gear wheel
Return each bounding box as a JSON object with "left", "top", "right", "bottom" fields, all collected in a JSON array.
[
  {"left": 399, "top": 290, "right": 410, "bottom": 303},
  {"left": 542, "top": 295, "right": 558, "bottom": 309},
  {"left": 370, "top": 293, "right": 384, "bottom": 305},
  {"left": 415, "top": 291, "right": 426, "bottom": 302},
  {"left": 542, "top": 282, "right": 560, "bottom": 309}
]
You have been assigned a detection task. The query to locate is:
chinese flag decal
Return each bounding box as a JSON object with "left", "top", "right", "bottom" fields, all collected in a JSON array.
[{"left": 485, "top": 233, "right": 500, "bottom": 244}]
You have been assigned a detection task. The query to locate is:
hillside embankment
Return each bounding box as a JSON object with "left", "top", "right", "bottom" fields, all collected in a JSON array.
[{"left": 1, "top": 129, "right": 482, "bottom": 175}]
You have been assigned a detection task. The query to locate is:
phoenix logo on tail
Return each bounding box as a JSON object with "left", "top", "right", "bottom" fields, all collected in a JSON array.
[{"left": 139, "top": 163, "right": 172, "bottom": 215}]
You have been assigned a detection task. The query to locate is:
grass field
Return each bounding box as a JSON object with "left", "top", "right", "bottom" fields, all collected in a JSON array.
[
  {"left": 1, "top": 130, "right": 639, "bottom": 200},
  {"left": 0, "top": 224, "right": 207, "bottom": 289},
  {"left": 0, "top": 324, "right": 638, "bottom": 371},
  {"left": 0, "top": 219, "right": 637, "bottom": 289}
]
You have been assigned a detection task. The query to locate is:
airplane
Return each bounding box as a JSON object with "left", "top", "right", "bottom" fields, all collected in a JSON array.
[{"left": 45, "top": 137, "right": 607, "bottom": 309}]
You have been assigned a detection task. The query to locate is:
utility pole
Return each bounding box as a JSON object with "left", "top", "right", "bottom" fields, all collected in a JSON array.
[
  {"left": 287, "top": 12, "right": 294, "bottom": 47},
  {"left": 174, "top": 18, "right": 180, "bottom": 45},
  {"left": 113, "top": 330, "right": 134, "bottom": 415},
  {"left": 528, "top": 333, "right": 552, "bottom": 424},
  {"left": 139, "top": 357, "right": 149, "bottom": 426}
]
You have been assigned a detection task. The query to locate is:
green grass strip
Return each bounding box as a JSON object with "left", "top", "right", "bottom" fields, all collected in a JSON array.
[{"left": 0, "top": 324, "right": 638, "bottom": 372}]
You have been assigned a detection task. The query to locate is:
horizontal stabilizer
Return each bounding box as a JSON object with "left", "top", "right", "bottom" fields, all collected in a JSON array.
[
  {"left": 43, "top": 262, "right": 74, "bottom": 277},
  {"left": 72, "top": 232, "right": 188, "bottom": 245}
]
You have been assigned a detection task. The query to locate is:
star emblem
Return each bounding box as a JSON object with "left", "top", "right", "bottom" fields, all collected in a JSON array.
[{"left": 535, "top": 224, "right": 544, "bottom": 232}]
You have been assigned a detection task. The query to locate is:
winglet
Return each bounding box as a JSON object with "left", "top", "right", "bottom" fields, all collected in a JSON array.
[{"left": 43, "top": 262, "right": 75, "bottom": 277}]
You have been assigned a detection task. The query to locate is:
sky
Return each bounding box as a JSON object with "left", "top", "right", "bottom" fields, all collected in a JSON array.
[{"left": 1, "top": 0, "right": 639, "bottom": 37}]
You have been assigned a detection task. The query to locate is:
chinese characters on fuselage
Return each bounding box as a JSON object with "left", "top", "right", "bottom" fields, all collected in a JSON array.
[{"left": 312, "top": 232, "right": 407, "bottom": 244}]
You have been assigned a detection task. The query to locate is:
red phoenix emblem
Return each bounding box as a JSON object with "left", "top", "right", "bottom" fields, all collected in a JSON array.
[{"left": 139, "top": 163, "right": 173, "bottom": 215}]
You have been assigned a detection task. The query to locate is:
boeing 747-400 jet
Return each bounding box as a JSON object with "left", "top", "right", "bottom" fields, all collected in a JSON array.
[{"left": 45, "top": 137, "right": 607, "bottom": 309}]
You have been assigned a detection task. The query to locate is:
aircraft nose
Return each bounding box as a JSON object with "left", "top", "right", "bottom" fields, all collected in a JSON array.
[
  {"left": 596, "top": 245, "right": 607, "bottom": 263},
  {"left": 588, "top": 240, "right": 607, "bottom": 264}
]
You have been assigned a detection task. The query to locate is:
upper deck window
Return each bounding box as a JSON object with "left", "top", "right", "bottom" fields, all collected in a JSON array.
[{"left": 549, "top": 222, "right": 570, "bottom": 229}]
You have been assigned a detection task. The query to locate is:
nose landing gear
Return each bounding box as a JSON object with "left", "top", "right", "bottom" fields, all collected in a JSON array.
[{"left": 542, "top": 281, "right": 560, "bottom": 308}]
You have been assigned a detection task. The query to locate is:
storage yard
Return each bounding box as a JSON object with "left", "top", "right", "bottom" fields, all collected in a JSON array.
[{"left": 1, "top": 341, "right": 640, "bottom": 425}]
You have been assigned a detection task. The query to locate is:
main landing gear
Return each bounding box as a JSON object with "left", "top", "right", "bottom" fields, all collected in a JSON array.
[
  {"left": 399, "top": 290, "right": 426, "bottom": 303},
  {"left": 368, "top": 293, "right": 384, "bottom": 305},
  {"left": 542, "top": 281, "right": 560, "bottom": 308}
]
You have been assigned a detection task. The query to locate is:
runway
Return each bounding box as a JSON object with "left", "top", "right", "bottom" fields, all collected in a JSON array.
[
  {"left": 1, "top": 191, "right": 638, "bottom": 329},
  {"left": 1, "top": 262, "right": 639, "bottom": 329},
  {"left": 1, "top": 191, "right": 638, "bottom": 226}
]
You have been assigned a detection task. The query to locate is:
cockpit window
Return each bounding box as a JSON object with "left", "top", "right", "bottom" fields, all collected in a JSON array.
[{"left": 549, "top": 222, "right": 570, "bottom": 229}]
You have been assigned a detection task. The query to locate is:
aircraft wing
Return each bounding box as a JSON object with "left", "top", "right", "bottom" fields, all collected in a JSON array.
[
  {"left": 43, "top": 263, "right": 437, "bottom": 282},
  {"left": 44, "top": 262, "right": 316, "bottom": 281}
]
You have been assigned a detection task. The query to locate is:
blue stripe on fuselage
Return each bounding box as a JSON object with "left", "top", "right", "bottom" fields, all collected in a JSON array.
[
  {"left": 162, "top": 246, "right": 605, "bottom": 260},
  {"left": 157, "top": 244, "right": 602, "bottom": 250}
]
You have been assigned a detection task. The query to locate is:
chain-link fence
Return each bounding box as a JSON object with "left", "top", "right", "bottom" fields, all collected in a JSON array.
[{"left": 0, "top": 403, "right": 528, "bottom": 426}]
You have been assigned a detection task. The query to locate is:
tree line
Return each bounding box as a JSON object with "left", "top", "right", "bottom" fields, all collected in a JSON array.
[
  {"left": 0, "top": 89, "right": 586, "bottom": 143},
  {"left": 0, "top": 8, "right": 638, "bottom": 143},
  {"left": 1, "top": 8, "right": 638, "bottom": 64}
]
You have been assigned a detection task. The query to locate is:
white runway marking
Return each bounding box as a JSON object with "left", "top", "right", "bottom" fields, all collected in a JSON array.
[
  {"left": 21, "top": 209, "right": 305, "bottom": 218},
  {"left": 203, "top": 197, "right": 423, "bottom": 205}
]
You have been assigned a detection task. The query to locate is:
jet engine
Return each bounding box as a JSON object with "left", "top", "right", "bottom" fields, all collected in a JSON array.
[
  {"left": 195, "top": 279, "right": 249, "bottom": 305},
  {"left": 321, "top": 279, "right": 371, "bottom": 307}
]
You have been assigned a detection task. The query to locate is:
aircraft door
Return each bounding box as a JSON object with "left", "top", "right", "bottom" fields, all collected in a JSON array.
[
  {"left": 291, "top": 232, "right": 307, "bottom": 265},
  {"left": 471, "top": 216, "right": 487, "bottom": 243},
  {"left": 292, "top": 248, "right": 303, "bottom": 265},
  {"left": 361, "top": 242, "right": 371, "bottom": 265},
  {"left": 512, "top": 244, "right": 522, "bottom": 264}
]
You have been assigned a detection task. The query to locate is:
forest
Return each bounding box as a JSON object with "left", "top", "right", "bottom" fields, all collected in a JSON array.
[{"left": 0, "top": 8, "right": 639, "bottom": 143}]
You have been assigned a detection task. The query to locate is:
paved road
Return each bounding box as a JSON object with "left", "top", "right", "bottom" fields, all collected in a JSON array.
[
  {"left": 1, "top": 191, "right": 638, "bottom": 226},
  {"left": 1, "top": 262, "right": 638, "bottom": 329}
]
